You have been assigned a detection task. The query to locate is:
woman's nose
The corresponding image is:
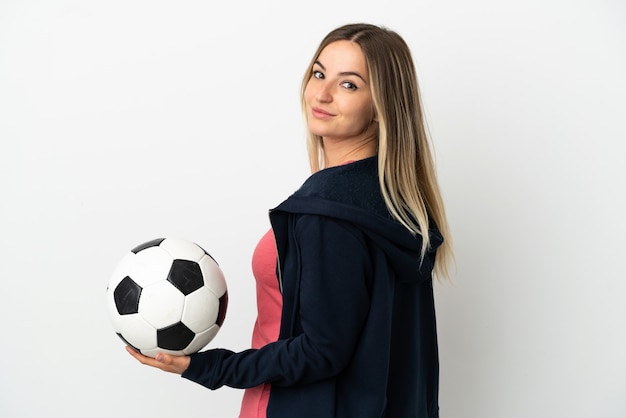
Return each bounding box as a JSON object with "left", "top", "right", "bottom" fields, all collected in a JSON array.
[{"left": 315, "top": 82, "right": 333, "bottom": 103}]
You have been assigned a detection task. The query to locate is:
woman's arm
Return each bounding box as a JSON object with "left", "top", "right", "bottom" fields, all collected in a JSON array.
[{"left": 182, "top": 215, "right": 373, "bottom": 389}]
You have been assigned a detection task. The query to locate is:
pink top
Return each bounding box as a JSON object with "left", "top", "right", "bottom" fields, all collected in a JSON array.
[{"left": 238, "top": 229, "right": 282, "bottom": 418}]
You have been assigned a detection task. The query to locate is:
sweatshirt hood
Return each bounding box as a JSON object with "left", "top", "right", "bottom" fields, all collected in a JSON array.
[{"left": 270, "top": 157, "right": 443, "bottom": 284}]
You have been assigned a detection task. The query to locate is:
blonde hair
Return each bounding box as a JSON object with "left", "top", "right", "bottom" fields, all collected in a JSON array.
[{"left": 301, "top": 23, "right": 454, "bottom": 280}]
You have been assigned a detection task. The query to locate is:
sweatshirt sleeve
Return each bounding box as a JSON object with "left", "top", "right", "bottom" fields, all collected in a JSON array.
[{"left": 181, "top": 215, "right": 373, "bottom": 389}]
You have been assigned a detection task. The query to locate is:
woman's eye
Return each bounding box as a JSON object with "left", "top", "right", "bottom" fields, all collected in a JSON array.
[
  {"left": 341, "top": 81, "right": 357, "bottom": 90},
  {"left": 313, "top": 70, "right": 324, "bottom": 79}
]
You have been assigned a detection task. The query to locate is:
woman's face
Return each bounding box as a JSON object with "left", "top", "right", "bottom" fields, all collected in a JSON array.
[{"left": 304, "top": 40, "right": 376, "bottom": 144}]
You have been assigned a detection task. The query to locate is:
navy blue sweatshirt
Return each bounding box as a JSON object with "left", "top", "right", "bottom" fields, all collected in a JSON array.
[{"left": 182, "top": 157, "right": 443, "bottom": 417}]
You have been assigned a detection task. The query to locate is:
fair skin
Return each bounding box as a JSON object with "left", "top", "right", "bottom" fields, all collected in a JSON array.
[
  {"left": 126, "top": 40, "right": 378, "bottom": 374},
  {"left": 304, "top": 40, "right": 378, "bottom": 167},
  {"left": 125, "top": 346, "right": 190, "bottom": 374}
]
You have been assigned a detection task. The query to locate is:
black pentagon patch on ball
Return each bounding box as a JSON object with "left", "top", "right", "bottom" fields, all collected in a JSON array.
[
  {"left": 216, "top": 292, "right": 228, "bottom": 327},
  {"left": 114, "top": 276, "right": 142, "bottom": 315},
  {"left": 157, "top": 322, "right": 195, "bottom": 350},
  {"left": 167, "top": 259, "right": 204, "bottom": 295},
  {"left": 131, "top": 238, "right": 165, "bottom": 254}
]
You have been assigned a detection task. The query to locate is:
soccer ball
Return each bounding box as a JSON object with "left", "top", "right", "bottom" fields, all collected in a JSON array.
[{"left": 106, "top": 237, "right": 228, "bottom": 358}]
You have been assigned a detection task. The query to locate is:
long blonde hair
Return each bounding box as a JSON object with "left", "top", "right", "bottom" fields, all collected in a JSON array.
[{"left": 301, "top": 23, "right": 454, "bottom": 280}]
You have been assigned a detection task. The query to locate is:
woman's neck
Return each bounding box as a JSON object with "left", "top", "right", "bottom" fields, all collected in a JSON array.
[{"left": 322, "top": 137, "right": 377, "bottom": 168}]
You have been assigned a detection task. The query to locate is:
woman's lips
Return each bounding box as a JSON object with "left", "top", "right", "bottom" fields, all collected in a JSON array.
[{"left": 311, "top": 107, "right": 334, "bottom": 119}]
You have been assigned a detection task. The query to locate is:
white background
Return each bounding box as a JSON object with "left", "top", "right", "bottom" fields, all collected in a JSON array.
[{"left": 1, "top": 0, "right": 625, "bottom": 417}]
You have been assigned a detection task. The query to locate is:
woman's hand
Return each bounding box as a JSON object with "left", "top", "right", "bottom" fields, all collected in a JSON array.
[{"left": 125, "top": 346, "right": 191, "bottom": 375}]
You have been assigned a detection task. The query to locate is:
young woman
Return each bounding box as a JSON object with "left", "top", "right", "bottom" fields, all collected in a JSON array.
[{"left": 127, "top": 23, "right": 453, "bottom": 418}]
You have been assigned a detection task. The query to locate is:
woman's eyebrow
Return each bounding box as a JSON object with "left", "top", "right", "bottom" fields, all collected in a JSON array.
[{"left": 314, "top": 60, "right": 367, "bottom": 83}]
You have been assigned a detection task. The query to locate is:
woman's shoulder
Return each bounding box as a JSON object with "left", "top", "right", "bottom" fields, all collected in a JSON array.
[{"left": 294, "top": 157, "right": 388, "bottom": 216}]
